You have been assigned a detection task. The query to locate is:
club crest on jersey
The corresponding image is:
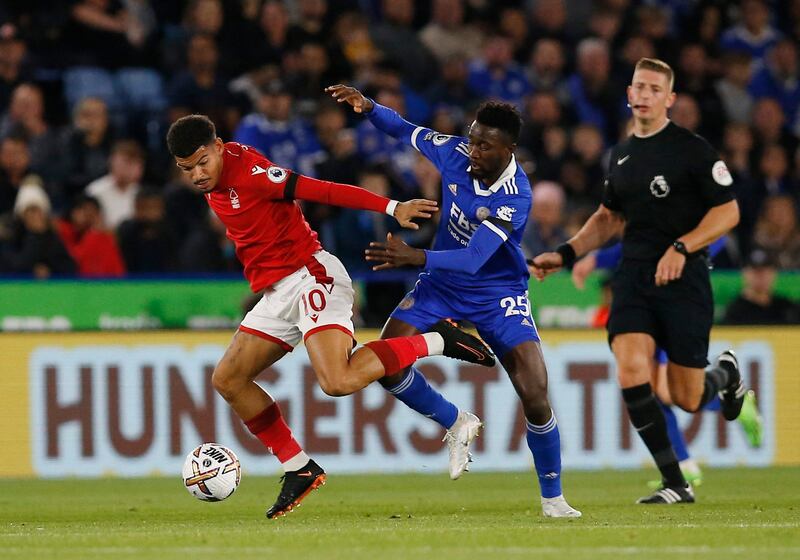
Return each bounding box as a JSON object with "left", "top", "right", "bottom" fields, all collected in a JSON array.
[
  {"left": 398, "top": 296, "right": 415, "bottom": 310},
  {"left": 448, "top": 183, "right": 458, "bottom": 195},
  {"left": 496, "top": 205, "right": 516, "bottom": 221},
  {"left": 266, "top": 166, "right": 288, "bottom": 183},
  {"left": 229, "top": 188, "right": 240, "bottom": 209},
  {"left": 649, "top": 175, "right": 670, "bottom": 198}
]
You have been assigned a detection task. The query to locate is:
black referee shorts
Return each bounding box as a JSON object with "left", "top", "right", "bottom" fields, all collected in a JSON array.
[{"left": 607, "top": 257, "right": 713, "bottom": 368}]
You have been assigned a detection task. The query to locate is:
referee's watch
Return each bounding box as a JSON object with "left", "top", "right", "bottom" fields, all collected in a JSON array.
[{"left": 672, "top": 240, "right": 690, "bottom": 257}]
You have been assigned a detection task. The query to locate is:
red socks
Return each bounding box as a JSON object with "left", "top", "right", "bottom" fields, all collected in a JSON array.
[
  {"left": 244, "top": 403, "right": 302, "bottom": 463},
  {"left": 364, "top": 335, "right": 430, "bottom": 376}
]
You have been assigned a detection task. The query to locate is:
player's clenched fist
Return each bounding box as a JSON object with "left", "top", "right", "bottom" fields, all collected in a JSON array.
[
  {"left": 527, "top": 252, "right": 564, "bottom": 281},
  {"left": 325, "top": 84, "right": 374, "bottom": 113}
]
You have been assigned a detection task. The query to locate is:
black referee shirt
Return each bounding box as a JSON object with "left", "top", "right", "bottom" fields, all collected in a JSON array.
[{"left": 602, "top": 122, "right": 736, "bottom": 261}]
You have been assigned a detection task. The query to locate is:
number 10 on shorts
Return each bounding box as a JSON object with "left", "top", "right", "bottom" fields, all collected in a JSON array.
[{"left": 500, "top": 294, "right": 531, "bottom": 317}]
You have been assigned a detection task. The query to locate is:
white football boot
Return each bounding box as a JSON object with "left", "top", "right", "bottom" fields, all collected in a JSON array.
[
  {"left": 442, "top": 411, "right": 482, "bottom": 480},
  {"left": 541, "top": 495, "right": 582, "bottom": 518}
]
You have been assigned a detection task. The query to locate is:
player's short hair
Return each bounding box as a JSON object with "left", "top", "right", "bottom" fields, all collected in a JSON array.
[
  {"left": 166, "top": 114, "right": 216, "bottom": 158},
  {"left": 634, "top": 57, "right": 675, "bottom": 91},
  {"left": 475, "top": 101, "right": 522, "bottom": 144}
]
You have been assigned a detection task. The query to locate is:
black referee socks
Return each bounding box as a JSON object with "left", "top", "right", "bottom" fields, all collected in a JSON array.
[
  {"left": 622, "top": 383, "right": 686, "bottom": 488},
  {"left": 699, "top": 361, "right": 733, "bottom": 409}
]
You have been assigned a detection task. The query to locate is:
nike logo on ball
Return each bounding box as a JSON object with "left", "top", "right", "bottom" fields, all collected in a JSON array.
[{"left": 617, "top": 155, "right": 630, "bottom": 165}]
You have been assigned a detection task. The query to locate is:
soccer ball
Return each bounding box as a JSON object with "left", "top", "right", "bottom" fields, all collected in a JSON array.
[{"left": 182, "top": 443, "right": 241, "bottom": 502}]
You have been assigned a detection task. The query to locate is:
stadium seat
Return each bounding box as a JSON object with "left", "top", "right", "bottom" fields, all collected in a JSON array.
[
  {"left": 116, "top": 68, "right": 167, "bottom": 113},
  {"left": 62, "top": 66, "right": 120, "bottom": 112}
]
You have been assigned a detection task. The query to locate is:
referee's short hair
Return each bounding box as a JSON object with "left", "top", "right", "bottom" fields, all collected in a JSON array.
[
  {"left": 634, "top": 58, "right": 675, "bottom": 92},
  {"left": 475, "top": 101, "right": 522, "bottom": 144},
  {"left": 167, "top": 114, "right": 216, "bottom": 158}
]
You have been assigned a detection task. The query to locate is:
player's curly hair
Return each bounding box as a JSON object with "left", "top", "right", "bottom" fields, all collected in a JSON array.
[
  {"left": 475, "top": 102, "right": 522, "bottom": 144},
  {"left": 166, "top": 114, "right": 216, "bottom": 158}
]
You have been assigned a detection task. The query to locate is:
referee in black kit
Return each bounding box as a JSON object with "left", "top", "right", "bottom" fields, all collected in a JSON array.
[{"left": 531, "top": 58, "right": 747, "bottom": 504}]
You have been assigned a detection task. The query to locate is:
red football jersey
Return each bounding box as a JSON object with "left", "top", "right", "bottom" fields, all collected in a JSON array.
[{"left": 206, "top": 142, "right": 321, "bottom": 291}]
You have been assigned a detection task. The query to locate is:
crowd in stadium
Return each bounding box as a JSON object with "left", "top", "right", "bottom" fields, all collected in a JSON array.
[{"left": 0, "top": 1, "right": 798, "bottom": 296}]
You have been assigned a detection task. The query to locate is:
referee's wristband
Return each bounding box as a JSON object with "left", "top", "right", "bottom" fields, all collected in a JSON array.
[{"left": 556, "top": 243, "right": 577, "bottom": 268}]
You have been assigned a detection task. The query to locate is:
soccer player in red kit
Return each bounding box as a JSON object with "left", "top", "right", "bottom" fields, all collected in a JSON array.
[{"left": 166, "top": 114, "right": 495, "bottom": 519}]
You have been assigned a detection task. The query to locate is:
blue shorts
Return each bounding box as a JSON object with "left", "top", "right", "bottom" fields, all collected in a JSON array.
[{"left": 390, "top": 274, "right": 540, "bottom": 359}]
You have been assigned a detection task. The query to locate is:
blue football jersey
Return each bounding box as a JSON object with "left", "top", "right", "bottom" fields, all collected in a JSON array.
[{"left": 367, "top": 103, "right": 531, "bottom": 292}]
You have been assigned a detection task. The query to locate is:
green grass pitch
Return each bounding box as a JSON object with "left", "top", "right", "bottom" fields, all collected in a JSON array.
[{"left": 2, "top": 467, "right": 799, "bottom": 560}]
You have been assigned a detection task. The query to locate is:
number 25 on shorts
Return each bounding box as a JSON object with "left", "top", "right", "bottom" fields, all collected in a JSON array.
[{"left": 500, "top": 294, "right": 531, "bottom": 317}]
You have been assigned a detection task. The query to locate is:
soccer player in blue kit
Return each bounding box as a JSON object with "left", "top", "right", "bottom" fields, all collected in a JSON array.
[{"left": 327, "top": 84, "right": 580, "bottom": 518}]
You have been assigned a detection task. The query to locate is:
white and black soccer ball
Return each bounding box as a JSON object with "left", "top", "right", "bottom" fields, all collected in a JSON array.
[{"left": 182, "top": 443, "right": 241, "bottom": 502}]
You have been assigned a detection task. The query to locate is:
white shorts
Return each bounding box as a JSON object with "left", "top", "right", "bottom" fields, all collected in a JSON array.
[{"left": 239, "top": 250, "right": 355, "bottom": 350}]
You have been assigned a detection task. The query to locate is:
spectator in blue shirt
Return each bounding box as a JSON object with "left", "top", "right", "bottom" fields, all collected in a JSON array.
[
  {"left": 720, "top": 0, "right": 782, "bottom": 65},
  {"left": 749, "top": 39, "right": 800, "bottom": 132},
  {"left": 467, "top": 34, "right": 532, "bottom": 108},
  {"left": 233, "top": 80, "right": 323, "bottom": 178}
]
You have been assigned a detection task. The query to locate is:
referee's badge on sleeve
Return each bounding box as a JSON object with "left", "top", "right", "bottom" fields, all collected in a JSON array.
[{"left": 712, "top": 160, "right": 733, "bottom": 186}]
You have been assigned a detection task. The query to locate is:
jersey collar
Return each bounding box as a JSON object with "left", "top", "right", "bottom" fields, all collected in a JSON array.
[{"left": 470, "top": 155, "right": 517, "bottom": 196}]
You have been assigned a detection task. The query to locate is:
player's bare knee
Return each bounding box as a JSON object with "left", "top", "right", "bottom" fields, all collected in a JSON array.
[
  {"left": 211, "top": 365, "right": 241, "bottom": 401},
  {"left": 316, "top": 369, "right": 354, "bottom": 397},
  {"left": 671, "top": 390, "right": 701, "bottom": 413}
]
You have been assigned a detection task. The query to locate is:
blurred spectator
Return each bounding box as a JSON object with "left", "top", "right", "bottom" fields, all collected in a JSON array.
[
  {"left": 566, "top": 123, "right": 605, "bottom": 205},
  {"left": 314, "top": 102, "right": 358, "bottom": 184},
  {"left": 59, "top": 97, "right": 113, "bottom": 199},
  {"left": 751, "top": 98, "right": 799, "bottom": 161},
  {"left": 163, "top": 167, "right": 208, "bottom": 241},
  {"left": 528, "top": 0, "right": 570, "bottom": 45},
  {"left": 715, "top": 51, "right": 754, "bottom": 124},
  {"left": 234, "top": 79, "right": 322, "bottom": 177},
  {"left": 587, "top": 7, "right": 623, "bottom": 46},
  {"left": 0, "top": 180, "right": 75, "bottom": 277},
  {"left": 751, "top": 194, "right": 800, "bottom": 269},
  {"left": 676, "top": 43, "right": 724, "bottom": 143},
  {"left": 179, "top": 209, "right": 240, "bottom": 273},
  {"left": 636, "top": 6, "right": 678, "bottom": 66},
  {"left": 117, "top": 188, "right": 178, "bottom": 272},
  {"left": 332, "top": 12, "right": 381, "bottom": 79},
  {"left": 419, "top": 0, "right": 482, "bottom": 64},
  {"left": 239, "top": 0, "right": 290, "bottom": 70},
  {"left": 565, "top": 38, "right": 621, "bottom": 143},
  {"left": 85, "top": 139, "right": 144, "bottom": 230},
  {"left": 669, "top": 93, "right": 701, "bottom": 133},
  {"left": 522, "top": 181, "right": 568, "bottom": 258},
  {"left": 167, "top": 33, "right": 239, "bottom": 139},
  {"left": 0, "top": 24, "right": 33, "bottom": 109},
  {"left": 64, "top": 0, "right": 156, "bottom": 68},
  {"left": 519, "top": 91, "right": 563, "bottom": 159},
  {"left": 467, "top": 33, "right": 531, "bottom": 107},
  {"left": 749, "top": 39, "right": 800, "bottom": 133},
  {"left": 723, "top": 248, "right": 800, "bottom": 324},
  {"left": 0, "top": 133, "right": 36, "bottom": 217},
  {"left": 368, "top": 61, "right": 430, "bottom": 124},
  {"left": 720, "top": 0, "right": 782, "bottom": 65},
  {"left": 371, "top": 0, "right": 438, "bottom": 90},
  {"left": 55, "top": 194, "right": 125, "bottom": 277},
  {"left": 499, "top": 8, "right": 530, "bottom": 64},
  {"left": 426, "top": 55, "right": 476, "bottom": 109},
  {"left": 287, "top": 0, "right": 331, "bottom": 48},
  {"left": 356, "top": 88, "right": 418, "bottom": 191},
  {"left": 287, "top": 41, "right": 338, "bottom": 115},
  {"left": 526, "top": 38, "right": 567, "bottom": 94},
  {"left": 0, "top": 83, "right": 61, "bottom": 183}
]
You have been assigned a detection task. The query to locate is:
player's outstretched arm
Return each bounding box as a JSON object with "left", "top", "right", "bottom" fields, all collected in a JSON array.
[
  {"left": 288, "top": 174, "right": 436, "bottom": 229},
  {"left": 530, "top": 204, "right": 625, "bottom": 282},
  {"left": 326, "top": 84, "right": 418, "bottom": 140},
  {"left": 366, "top": 218, "right": 508, "bottom": 274}
]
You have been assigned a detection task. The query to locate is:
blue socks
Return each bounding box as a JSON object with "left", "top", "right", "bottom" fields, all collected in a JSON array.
[
  {"left": 526, "top": 411, "right": 562, "bottom": 499},
  {"left": 660, "top": 401, "right": 690, "bottom": 462},
  {"left": 704, "top": 395, "right": 721, "bottom": 412},
  {"left": 384, "top": 366, "right": 459, "bottom": 429}
]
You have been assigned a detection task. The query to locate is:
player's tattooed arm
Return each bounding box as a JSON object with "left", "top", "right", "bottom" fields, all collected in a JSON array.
[{"left": 365, "top": 233, "right": 426, "bottom": 270}]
